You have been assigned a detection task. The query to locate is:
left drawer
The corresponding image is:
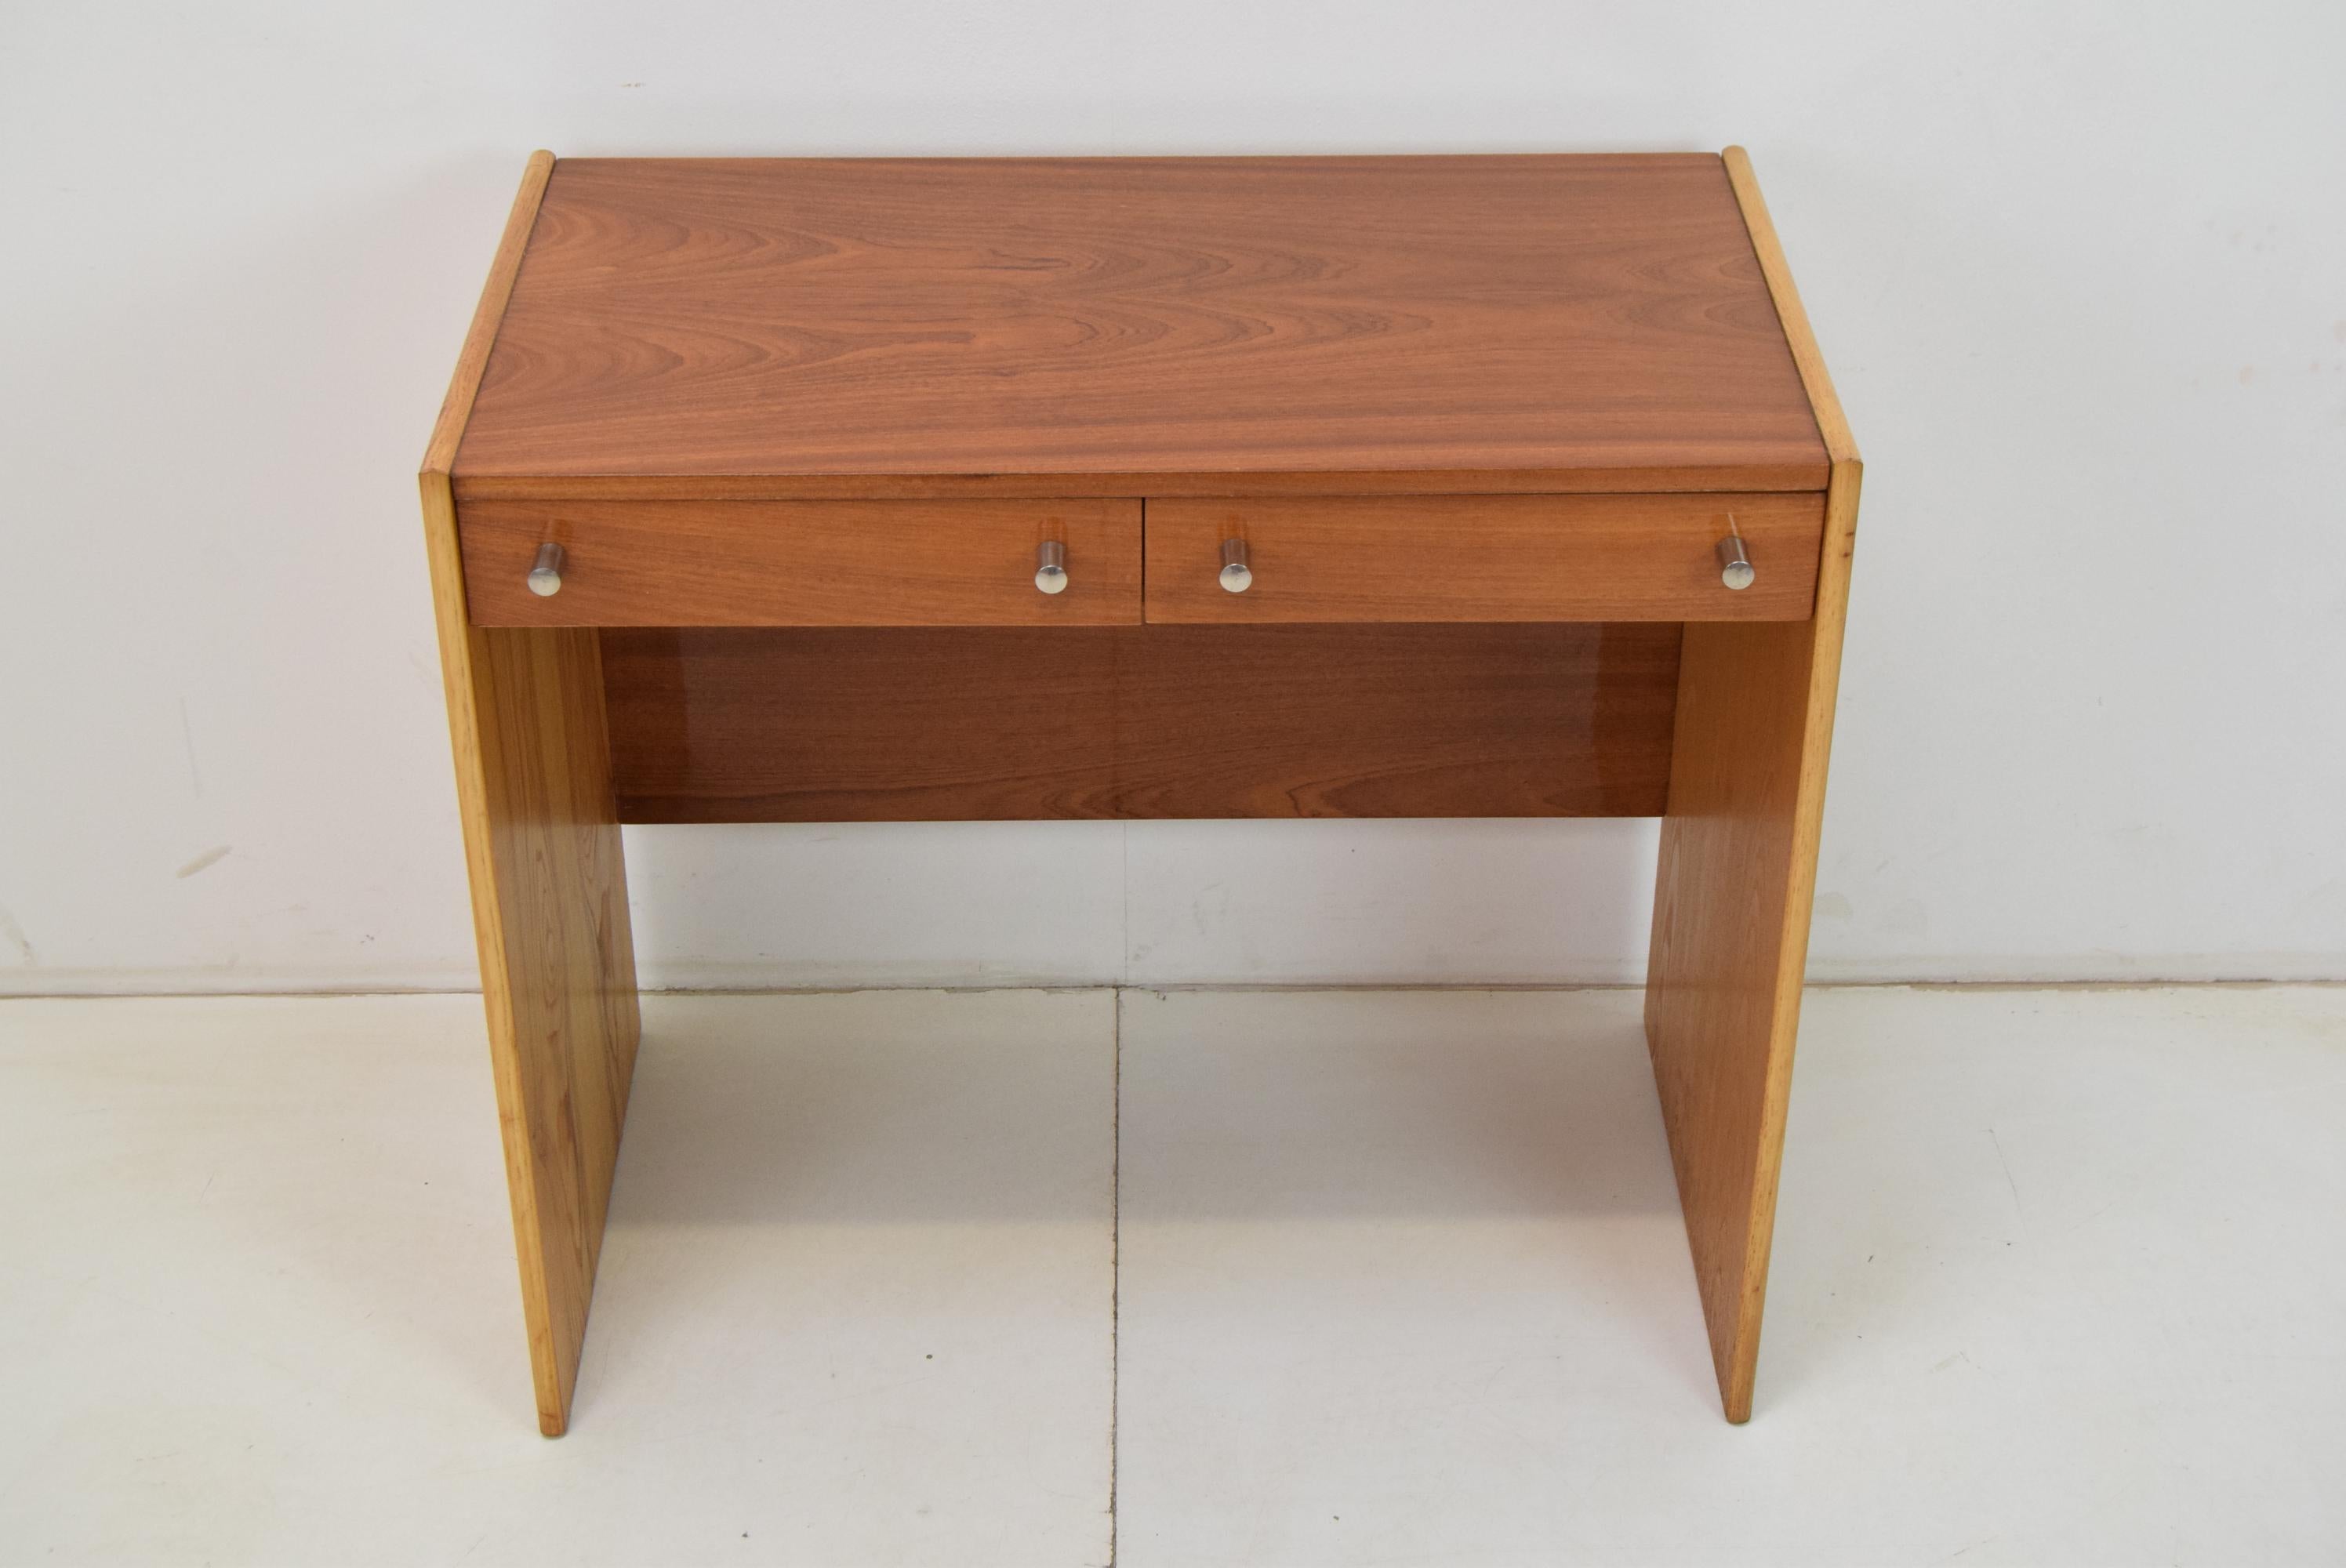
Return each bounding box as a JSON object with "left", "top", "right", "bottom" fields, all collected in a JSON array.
[{"left": 459, "top": 498, "right": 1144, "bottom": 626}]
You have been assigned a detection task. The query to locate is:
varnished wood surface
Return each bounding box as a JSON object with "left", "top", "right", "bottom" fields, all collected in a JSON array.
[
  {"left": 452, "top": 624, "right": 639, "bottom": 1435},
  {"left": 454, "top": 155, "right": 1828, "bottom": 497},
  {"left": 461, "top": 498, "right": 1142, "bottom": 626},
  {"left": 423, "top": 152, "right": 554, "bottom": 476},
  {"left": 1643, "top": 146, "right": 1861, "bottom": 1425},
  {"left": 454, "top": 467, "right": 1819, "bottom": 503},
  {"left": 601, "top": 625, "right": 1680, "bottom": 822},
  {"left": 1146, "top": 493, "right": 1821, "bottom": 623},
  {"left": 421, "top": 151, "right": 641, "bottom": 1438},
  {"left": 1723, "top": 147, "right": 1857, "bottom": 468},
  {"left": 421, "top": 146, "right": 1861, "bottom": 1436}
]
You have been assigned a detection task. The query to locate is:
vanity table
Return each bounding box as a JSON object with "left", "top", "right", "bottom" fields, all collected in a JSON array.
[{"left": 420, "top": 149, "right": 1860, "bottom": 1435}]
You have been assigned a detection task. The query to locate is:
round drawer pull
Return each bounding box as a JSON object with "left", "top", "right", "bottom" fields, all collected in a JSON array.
[
  {"left": 1034, "top": 539, "right": 1069, "bottom": 594},
  {"left": 1218, "top": 537, "right": 1252, "bottom": 593},
  {"left": 1715, "top": 534, "right": 1754, "bottom": 590},
  {"left": 527, "top": 542, "right": 566, "bottom": 597}
]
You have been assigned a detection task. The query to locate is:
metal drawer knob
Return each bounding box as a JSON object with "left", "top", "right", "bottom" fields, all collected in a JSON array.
[
  {"left": 527, "top": 542, "right": 565, "bottom": 597},
  {"left": 1218, "top": 538, "right": 1252, "bottom": 593},
  {"left": 1034, "top": 539, "right": 1069, "bottom": 594},
  {"left": 1715, "top": 534, "right": 1755, "bottom": 591}
]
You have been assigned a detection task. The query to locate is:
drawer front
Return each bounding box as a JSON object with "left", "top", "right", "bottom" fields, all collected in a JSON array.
[
  {"left": 1144, "top": 493, "right": 1825, "bottom": 623},
  {"left": 460, "top": 498, "right": 1142, "bottom": 626}
]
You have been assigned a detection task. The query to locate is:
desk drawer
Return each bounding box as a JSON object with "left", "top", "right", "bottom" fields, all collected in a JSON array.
[
  {"left": 1143, "top": 493, "right": 1825, "bottom": 623},
  {"left": 459, "top": 499, "right": 1143, "bottom": 626}
]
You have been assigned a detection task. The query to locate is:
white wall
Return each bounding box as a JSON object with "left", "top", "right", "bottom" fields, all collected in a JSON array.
[{"left": 2, "top": 0, "right": 2341, "bottom": 994}]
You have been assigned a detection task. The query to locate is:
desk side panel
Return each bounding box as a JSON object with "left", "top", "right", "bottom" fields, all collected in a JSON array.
[
  {"left": 423, "top": 474, "right": 641, "bottom": 1438},
  {"left": 422, "top": 150, "right": 640, "bottom": 1439},
  {"left": 1643, "top": 146, "right": 1861, "bottom": 1424}
]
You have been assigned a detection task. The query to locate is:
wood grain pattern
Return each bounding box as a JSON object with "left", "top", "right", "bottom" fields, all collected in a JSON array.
[
  {"left": 601, "top": 625, "right": 1681, "bottom": 822},
  {"left": 424, "top": 147, "right": 1856, "bottom": 1437},
  {"left": 422, "top": 151, "right": 641, "bottom": 1438},
  {"left": 460, "top": 498, "right": 1142, "bottom": 626},
  {"left": 1723, "top": 147, "right": 1858, "bottom": 463},
  {"left": 1643, "top": 146, "right": 1861, "bottom": 1424},
  {"left": 423, "top": 152, "right": 556, "bottom": 476},
  {"left": 1145, "top": 493, "right": 1821, "bottom": 624},
  {"left": 452, "top": 155, "right": 1828, "bottom": 497}
]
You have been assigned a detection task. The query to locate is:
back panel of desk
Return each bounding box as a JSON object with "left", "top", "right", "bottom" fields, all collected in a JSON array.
[{"left": 601, "top": 623, "right": 1679, "bottom": 822}]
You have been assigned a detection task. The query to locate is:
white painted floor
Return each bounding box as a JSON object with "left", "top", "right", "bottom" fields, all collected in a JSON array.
[{"left": 1, "top": 986, "right": 2341, "bottom": 1566}]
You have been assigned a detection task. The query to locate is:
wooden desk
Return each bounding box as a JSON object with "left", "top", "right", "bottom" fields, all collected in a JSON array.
[{"left": 421, "top": 150, "right": 1860, "bottom": 1435}]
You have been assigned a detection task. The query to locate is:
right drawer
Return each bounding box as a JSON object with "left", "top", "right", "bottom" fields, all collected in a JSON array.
[{"left": 1143, "top": 492, "right": 1825, "bottom": 623}]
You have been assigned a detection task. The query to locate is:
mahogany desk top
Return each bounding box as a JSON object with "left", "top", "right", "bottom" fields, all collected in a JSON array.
[{"left": 452, "top": 154, "right": 1827, "bottom": 497}]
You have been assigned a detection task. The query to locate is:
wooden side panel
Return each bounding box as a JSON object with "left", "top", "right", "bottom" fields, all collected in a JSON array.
[
  {"left": 601, "top": 624, "right": 1681, "bottom": 822},
  {"left": 459, "top": 497, "right": 1143, "bottom": 627},
  {"left": 1644, "top": 146, "right": 1861, "bottom": 1423},
  {"left": 423, "top": 151, "right": 640, "bottom": 1438},
  {"left": 1146, "top": 493, "right": 1822, "bottom": 624}
]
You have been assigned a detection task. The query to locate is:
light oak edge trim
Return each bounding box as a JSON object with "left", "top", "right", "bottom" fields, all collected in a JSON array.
[
  {"left": 425, "top": 151, "right": 556, "bottom": 477},
  {"left": 1719, "top": 457, "right": 1862, "bottom": 1424},
  {"left": 417, "top": 151, "right": 574, "bottom": 1434},
  {"left": 1667, "top": 147, "right": 1863, "bottom": 1424},
  {"left": 1720, "top": 147, "right": 1858, "bottom": 466}
]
